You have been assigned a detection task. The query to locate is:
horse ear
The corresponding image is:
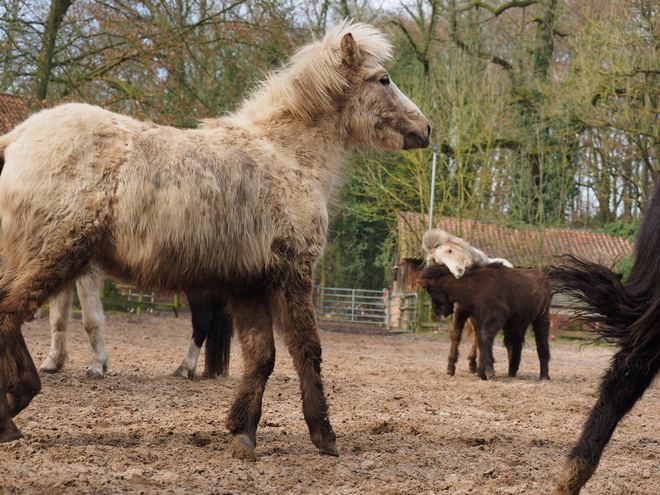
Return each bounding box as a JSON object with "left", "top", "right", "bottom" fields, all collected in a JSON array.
[{"left": 340, "top": 32, "right": 363, "bottom": 68}]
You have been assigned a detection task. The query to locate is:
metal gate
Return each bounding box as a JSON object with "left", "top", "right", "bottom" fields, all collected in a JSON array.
[
  {"left": 314, "top": 286, "right": 418, "bottom": 332},
  {"left": 315, "top": 286, "right": 387, "bottom": 325},
  {"left": 386, "top": 293, "right": 418, "bottom": 332}
]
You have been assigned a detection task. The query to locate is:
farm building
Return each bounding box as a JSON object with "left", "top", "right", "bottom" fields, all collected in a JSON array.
[{"left": 393, "top": 211, "right": 634, "bottom": 295}]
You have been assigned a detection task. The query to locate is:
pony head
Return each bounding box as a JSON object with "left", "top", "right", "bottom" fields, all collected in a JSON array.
[
  {"left": 241, "top": 21, "right": 430, "bottom": 152},
  {"left": 422, "top": 229, "right": 472, "bottom": 278},
  {"left": 418, "top": 265, "right": 455, "bottom": 317}
]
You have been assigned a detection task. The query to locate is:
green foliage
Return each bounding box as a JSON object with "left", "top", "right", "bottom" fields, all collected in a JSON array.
[{"left": 602, "top": 220, "right": 640, "bottom": 242}]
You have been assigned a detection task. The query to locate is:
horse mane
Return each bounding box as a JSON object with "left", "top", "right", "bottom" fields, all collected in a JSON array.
[
  {"left": 221, "top": 21, "right": 393, "bottom": 126},
  {"left": 421, "top": 228, "right": 489, "bottom": 264}
]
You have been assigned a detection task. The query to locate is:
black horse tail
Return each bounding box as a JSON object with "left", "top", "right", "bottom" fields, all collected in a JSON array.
[
  {"left": 203, "top": 295, "right": 233, "bottom": 377},
  {"left": 547, "top": 178, "right": 660, "bottom": 360}
]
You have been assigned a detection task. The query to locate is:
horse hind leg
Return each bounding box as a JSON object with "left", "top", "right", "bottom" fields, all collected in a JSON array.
[
  {"left": 447, "top": 308, "right": 469, "bottom": 376},
  {"left": 553, "top": 352, "right": 660, "bottom": 495},
  {"left": 466, "top": 319, "right": 478, "bottom": 373},
  {"left": 76, "top": 270, "right": 108, "bottom": 378},
  {"left": 0, "top": 323, "right": 35, "bottom": 442},
  {"left": 0, "top": 313, "right": 41, "bottom": 443},
  {"left": 504, "top": 328, "right": 524, "bottom": 378},
  {"left": 39, "top": 281, "right": 74, "bottom": 374},
  {"left": 225, "top": 293, "right": 275, "bottom": 461},
  {"left": 532, "top": 314, "right": 551, "bottom": 380},
  {"left": 0, "top": 223, "right": 103, "bottom": 435}
]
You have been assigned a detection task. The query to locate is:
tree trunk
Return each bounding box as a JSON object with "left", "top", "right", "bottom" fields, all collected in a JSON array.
[{"left": 34, "top": 0, "right": 74, "bottom": 100}]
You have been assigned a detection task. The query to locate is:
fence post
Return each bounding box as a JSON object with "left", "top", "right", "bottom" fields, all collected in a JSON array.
[
  {"left": 350, "top": 289, "right": 355, "bottom": 322},
  {"left": 173, "top": 293, "right": 180, "bottom": 318}
]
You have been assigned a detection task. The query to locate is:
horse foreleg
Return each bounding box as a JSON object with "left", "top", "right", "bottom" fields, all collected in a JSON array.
[
  {"left": 476, "top": 319, "right": 500, "bottom": 380},
  {"left": 0, "top": 314, "right": 41, "bottom": 443},
  {"left": 272, "top": 273, "right": 338, "bottom": 458},
  {"left": 77, "top": 271, "right": 108, "bottom": 379},
  {"left": 504, "top": 327, "right": 524, "bottom": 378},
  {"left": 225, "top": 294, "right": 274, "bottom": 461},
  {"left": 447, "top": 306, "right": 469, "bottom": 376},
  {"left": 553, "top": 351, "right": 660, "bottom": 495},
  {"left": 532, "top": 314, "right": 551, "bottom": 380},
  {"left": 39, "top": 281, "right": 74, "bottom": 374}
]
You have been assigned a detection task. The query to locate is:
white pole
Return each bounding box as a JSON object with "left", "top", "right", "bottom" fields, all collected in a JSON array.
[{"left": 428, "top": 144, "right": 439, "bottom": 232}]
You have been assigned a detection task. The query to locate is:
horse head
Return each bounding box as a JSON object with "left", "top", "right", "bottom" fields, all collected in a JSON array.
[
  {"left": 426, "top": 242, "right": 470, "bottom": 278},
  {"left": 419, "top": 265, "right": 455, "bottom": 317},
  {"left": 334, "top": 24, "right": 431, "bottom": 151}
]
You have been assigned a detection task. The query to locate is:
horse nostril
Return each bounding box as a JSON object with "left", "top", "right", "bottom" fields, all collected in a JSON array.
[{"left": 427, "top": 123, "right": 432, "bottom": 137}]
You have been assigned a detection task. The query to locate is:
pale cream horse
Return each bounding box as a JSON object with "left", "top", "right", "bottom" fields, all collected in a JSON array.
[
  {"left": 421, "top": 228, "right": 513, "bottom": 375},
  {"left": 0, "top": 21, "right": 430, "bottom": 461}
]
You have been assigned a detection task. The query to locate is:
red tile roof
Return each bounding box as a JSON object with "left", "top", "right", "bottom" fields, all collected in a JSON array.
[
  {"left": 0, "top": 93, "right": 30, "bottom": 134},
  {"left": 398, "top": 212, "right": 633, "bottom": 268}
]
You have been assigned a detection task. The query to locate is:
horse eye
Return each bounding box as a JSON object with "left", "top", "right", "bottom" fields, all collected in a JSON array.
[
  {"left": 448, "top": 249, "right": 452, "bottom": 253},
  {"left": 379, "top": 75, "right": 390, "bottom": 86}
]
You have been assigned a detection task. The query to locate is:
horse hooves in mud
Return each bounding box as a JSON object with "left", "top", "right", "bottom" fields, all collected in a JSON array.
[{"left": 230, "top": 434, "right": 258, "bottom": 462}]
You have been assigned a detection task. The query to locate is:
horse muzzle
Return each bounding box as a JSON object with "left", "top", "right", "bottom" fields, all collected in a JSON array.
[{"left": 403, "top": 123, "right": 431, "bottom": 150}]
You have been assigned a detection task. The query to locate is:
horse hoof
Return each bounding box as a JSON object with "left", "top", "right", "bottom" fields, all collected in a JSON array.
[
  {"left": 0, "top": 420, "right": 23, "bottom": 444},
  {"left": 39, "top": 360, "right": 62, "bottom": 374},
  {"left": 172, "top": 365, "right": 194, "bottom": 380},
  {"left": 318, "top": 442, "right": 340, "bottom": 457},
  {"left": 446, "top": 368, "right": 455, "bottom": 376},
  {"left": 230, "top": 434, "right": 257, "bottom": 461},
  {"left": 486, "top": 370, "right": 496, "bottom": 380},
  {"left": 85, "top": 368, "right": 105, "bottom": 379}
]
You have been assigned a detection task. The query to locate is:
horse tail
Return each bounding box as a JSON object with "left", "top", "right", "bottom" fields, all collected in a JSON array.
[
  {"left": 547, "top": 178, "right": 660, "bottom": 360},
  {"left": 203, "top": 295, "right": 233, "bottom": 377}
]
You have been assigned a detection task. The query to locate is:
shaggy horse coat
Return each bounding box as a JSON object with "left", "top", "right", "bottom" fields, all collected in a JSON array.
[
  {"left": 419, "top": 263, "right": 551, "bottom": 380},
  {"left": 0, "top": 22, "right": 430, "bottom": 460},
  {"left": 546, "top": 177, "right": 660, "bottom": 494},
  {"left": 421, "top": 228, "right": 513, "bottom": 278}
]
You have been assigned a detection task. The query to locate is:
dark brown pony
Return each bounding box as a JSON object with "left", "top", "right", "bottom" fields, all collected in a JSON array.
[
  {"left": 545, "top": 178, "right": 660, "bottom": 494},
  {"left": 419, "top": 263, "right": 551, "bottom": 380}
]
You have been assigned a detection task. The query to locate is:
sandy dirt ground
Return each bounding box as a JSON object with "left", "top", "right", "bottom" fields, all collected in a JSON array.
[{"left": 1, "top": 312, "right": 659, "bottom": 494}]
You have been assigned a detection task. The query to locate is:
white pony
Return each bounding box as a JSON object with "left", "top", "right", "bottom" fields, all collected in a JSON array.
[
  {"left": 422, "top": 228, "right": 513, "bottom": 277},
  {"left": 0, "top": 21, "right": 430, "bottom": 460}
]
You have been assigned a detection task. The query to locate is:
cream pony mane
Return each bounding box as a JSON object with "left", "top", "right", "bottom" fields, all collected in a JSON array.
[{"left": 232, "top": 21, "right": 393, "bottom": 125}]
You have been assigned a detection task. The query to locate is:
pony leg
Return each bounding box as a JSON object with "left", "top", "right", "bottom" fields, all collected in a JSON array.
[
  {"left": 174, "top": 292, "right": 212, "bottom": 379},
  {"left": 532, "top": 314, "right": 551, "bottom": 380},
  {"left": 271, "top": 272, "right": 338, "bottom": 458},
  {"left": 553, "top": 352, "right": 660, "bottom": 495},
  {"left": 0, "top": 313, "right": 41, "bottom": 443},
  {"left": 476, "top": 320, "right": 500, "bottom": 380},
  {"left": 76, "top": 271, "right": 108, "bottom": 379},
  {"left": 447, "top": 308, "right": 469, "bottom": 376},
  {"left": 225, "top": 294, "right": 274, "bottom": 461},
  {"left": 39, "top": 281, "right": 74, "bottom": 374},
  {"left": 504, "top": 328, "right": 523, "bottom": 378},
  {"left": 466, "top": 318, "right": 478, "bottom": 373}
]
